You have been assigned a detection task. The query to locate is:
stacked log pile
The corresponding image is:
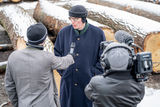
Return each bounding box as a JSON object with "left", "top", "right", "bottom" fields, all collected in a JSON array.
[
  {"left": 0, "top": 5, "right": 54, "bottom": 52},
  {"left": 33, "top": 0, "right": 114, "bottom": 42},
  {"left": 0, "top": 4, "right": 54, "bottom": 73},
  {"left": 0, "top": 0, "right": 160, "bottom": 89},
  {"left": 87, "top": 0, "right": 160, "bottom": 22},
  {"left": 61, "top": 1, "right": 160, "bottom": 73}
]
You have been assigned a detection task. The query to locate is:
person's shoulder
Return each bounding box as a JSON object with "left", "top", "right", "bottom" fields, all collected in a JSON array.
[
  {"left": 88, "top": 24, "right": 105, "bottom": 37},
  {"left": 89, "top": 24, "right": 103, "bottom": 32},
  {"left": 8, "top": 49, "right": 23, "bottom": 60},
  {"left": 60, "top": 25, "right": 72, "bottom": 32},
  {"left": 90, "top": 75, "right": 104, "bottom": 84},
  {"left": 88, "top": 24, "right": 105, "bottom": 40}
]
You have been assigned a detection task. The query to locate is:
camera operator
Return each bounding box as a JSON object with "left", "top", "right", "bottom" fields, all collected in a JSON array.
[{"left": 85, "top": 41, "right": 145, "bottom": 107}]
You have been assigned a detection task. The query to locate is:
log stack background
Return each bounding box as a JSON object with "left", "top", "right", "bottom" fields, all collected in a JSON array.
[{"left": 0, "top": 0, "right": 160, "bottom": 90}]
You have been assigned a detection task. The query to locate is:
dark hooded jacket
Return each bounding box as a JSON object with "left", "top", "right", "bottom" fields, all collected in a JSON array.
[{"left": 85, "top": 71, "right": 145, "bottom": 107}]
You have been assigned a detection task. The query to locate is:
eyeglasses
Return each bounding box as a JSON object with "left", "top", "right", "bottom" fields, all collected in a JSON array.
[{"left": 69, "top": 17, "right": 80, "bottom": 22}]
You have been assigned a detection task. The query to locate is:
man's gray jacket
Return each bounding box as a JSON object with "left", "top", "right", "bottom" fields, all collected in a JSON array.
[
  {"left": 5, "top": 47, "right": 74, "bottom": 107},
  {"left": 85, "top": 72, "right": 145, "bottom": 107}
]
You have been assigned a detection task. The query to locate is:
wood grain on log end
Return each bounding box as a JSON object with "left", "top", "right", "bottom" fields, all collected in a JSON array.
[
  {"left": 53, "top": 70, "right": 61, "bottom": 95},
  {"left": 102, "top": 27, "right": 115, "bottom": 41},
  {"left": 144, "top": 32, "right": 160, "bottom": 73},
  {"left": 16, "top": 37, "right": 26, "bottom": 50}
]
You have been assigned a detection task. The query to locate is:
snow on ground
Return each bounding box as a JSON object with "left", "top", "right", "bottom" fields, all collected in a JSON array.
[{"left": 138, "top": 87, "right": 160, "bottom": 107}]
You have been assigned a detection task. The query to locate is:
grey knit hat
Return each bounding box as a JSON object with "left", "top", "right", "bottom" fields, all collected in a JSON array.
[{"left": 27, "top": 23, "right": 47, "bottom": 45}]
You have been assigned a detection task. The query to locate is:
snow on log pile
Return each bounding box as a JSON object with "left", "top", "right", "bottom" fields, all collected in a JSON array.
[
  {"left": 33, "top": 0, "right": 115, "bottom": 42},
  {"left": 0, "top": 5, "right": 54, "bottom": 52},
  {"left": 87, "top": 0, "right": 160, "bottom": 22},
  {"left": 17, "top": 1, "right": 38, "bottom": 17},
  {"left": 62, "top": 1, "right": 160, "bottom": 72}
]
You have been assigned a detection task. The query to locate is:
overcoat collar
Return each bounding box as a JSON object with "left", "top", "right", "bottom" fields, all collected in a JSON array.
[{"left": 74, "top": 22, "right": 89, "bottom": 35}]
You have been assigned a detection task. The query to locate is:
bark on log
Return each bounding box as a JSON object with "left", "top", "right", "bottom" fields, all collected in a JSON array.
[
  {"left": 0, "top": 5, "right": 36, "bottom": 50},
  {"left": 62, "top": 1, "right": 160, "bottom": 72},
  {"left": 87, "top": 0, "right": 160, "bottom": 22},
  {"left": 0, "top": 5, "right": 54, "bottom": 52},
  {"left": 0, "top": 44, "right": 13, "bottom": 51},
  {"left": 0, "top": 61, "right": 7, "bottom": 73},
  {"left": 33, "top": 0, "right": 115, "bottom": 42}
]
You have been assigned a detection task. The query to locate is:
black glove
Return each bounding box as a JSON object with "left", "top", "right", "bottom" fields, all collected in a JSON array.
[{"left": 69, "top": 42, "right": 75, "bottom": 57}]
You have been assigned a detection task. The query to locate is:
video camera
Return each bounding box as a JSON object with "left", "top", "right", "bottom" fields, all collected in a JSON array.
[{"left": 100, "top": 41, "right": 152, "bottom": 82}]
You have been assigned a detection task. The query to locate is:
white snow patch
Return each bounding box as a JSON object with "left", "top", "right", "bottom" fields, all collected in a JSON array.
[
  {"left": 138, "top": 87, "right": 160, "bottom": 107},
  {"left": 17, "top": 1, "right": 38, "bottom": 10},
  {"left": 64, "top": 1, "right": 160, "bottom": 38},
  {"left": 40, "top": 0, "right": 107, "bottom": 27},
  {"left": 1, "top": 5, "right": 36, "bottom": 41},
  {"left": 101, "top": 0, "right": 160, "bottom": 16}
]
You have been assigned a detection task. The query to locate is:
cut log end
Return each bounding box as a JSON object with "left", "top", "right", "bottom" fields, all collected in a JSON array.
[
  {"left": 53, "top": 70, "right": 61, "bottom": 95},
  {"left": 144, "top": 32, "right": 160, "bottom": 73},
  {"left": 102, "top": 28, "right": 115, "bottom": 41},
  {"left": 16, "top": 37, "right": 26, "bottom": 50}
]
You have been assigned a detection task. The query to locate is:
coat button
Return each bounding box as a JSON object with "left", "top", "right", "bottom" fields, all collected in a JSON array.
[
  {"left": 77, "top": 38, "right": 80, "bottom": 40},
  {"left": 75, "top": 68, "right": 78, "bottom": 72},
  {"left": 76, "top": 53, "right": 79, "bottom": 56},
  {"left": 74, "top": 83, "right": 78, "bottom": 86}
]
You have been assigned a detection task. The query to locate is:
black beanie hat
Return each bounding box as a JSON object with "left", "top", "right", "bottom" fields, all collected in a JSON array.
[
  {"left": 27, "top": 23, "right": 47, "bottom": 45},
  {"left": 69, "top": 5, "right": 88, "bottom": 18}
]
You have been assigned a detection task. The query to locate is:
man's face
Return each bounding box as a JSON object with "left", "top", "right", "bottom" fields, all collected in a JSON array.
[{"left": 69, "top": 17, "right": 84, "bottom": 30}]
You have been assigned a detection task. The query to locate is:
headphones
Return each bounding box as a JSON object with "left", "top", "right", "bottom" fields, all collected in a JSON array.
[{"left": 100, "top": 42, "right": 134, "bottom": 71}]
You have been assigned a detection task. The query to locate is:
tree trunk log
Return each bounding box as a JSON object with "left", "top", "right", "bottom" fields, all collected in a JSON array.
[
  {"left": 33, "top": 0, "right": 115, "bottom": 42},
  {"left": 0, "top": 5, "right": 36, "bottom": 50},
  {"left": 62, "top": 1, "right": 160, "bottom": 72},
  {"left": 0, "top": 44, "right": 13, "bottom": 51},
  {"left": 87, "top": 0, "right": 160, "bottom": 22},
  {"left": 0, "top": 61, "right": 7, "bottom": 73},
  {"left": 0, "top": 5, "right": 54, "bottom": 52},
  {"left": 63, "top": 1, "right": 160, "bottom": 46},
  {"left": 144, "top": 32, "right": 160, "bottom": 72}
]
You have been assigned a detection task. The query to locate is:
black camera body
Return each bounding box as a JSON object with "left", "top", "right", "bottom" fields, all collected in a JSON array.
[
  {"left": 133, "top": 52, "right": 152, "bottom": 82},
  {"left": 100, "top": 41, "right": 153, "bottom": 82}
]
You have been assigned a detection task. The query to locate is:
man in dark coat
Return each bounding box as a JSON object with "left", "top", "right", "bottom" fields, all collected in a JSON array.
[
  {"left": 5, "top": 23, "right": 74, "bottom": 107},
  {"left": 85, "top": 42, "right": 145, "bottom": 107},
  {"left": 54, "top": 5, "right": 106, "bottom": 107}
]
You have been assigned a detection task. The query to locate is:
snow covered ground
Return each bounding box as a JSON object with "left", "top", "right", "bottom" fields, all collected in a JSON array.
[{"left": 138, "top": 87, "right": 160, "bottom": 107}]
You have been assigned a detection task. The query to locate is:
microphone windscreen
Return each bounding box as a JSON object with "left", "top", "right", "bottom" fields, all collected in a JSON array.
[{"left": 115, "top": 30, "right": 134, "bottom": 44}]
